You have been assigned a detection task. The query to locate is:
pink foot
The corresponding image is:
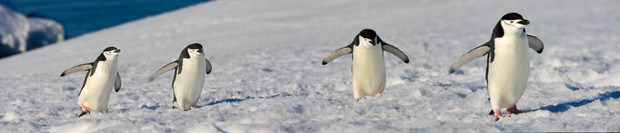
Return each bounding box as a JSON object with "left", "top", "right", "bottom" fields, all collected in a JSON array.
[
  {"left": 507, "top": 106, "right": 522, "bottom": 115},
  {"left": 80, "top": 104, "right": 91, "bottom": 112},
  {"left": 375, "top": 92, "right": 383, "bottom": 97},
  {"left": 78, "top": 104, "right": 91, "bottom": 117},
  {"left": 355, "top": 97, "right": 361, "bottom": 102},
  {"left": 180, "top": 106, "right": 191, "bottom": 111},
  {"left": 493, "top": 109, "right": 502, "bottom": 121}
]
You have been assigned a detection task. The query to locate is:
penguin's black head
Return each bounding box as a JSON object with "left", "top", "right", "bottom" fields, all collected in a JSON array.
[
  {"left": 493, "top": 12, "right": 530, "bottom": 38},
  {"left": 183, "top": 43, "right": 205, "bottom": 59},
  {"left": 187, "top": 43, "right": 204, "bottom": 53},
  {"left": 500, "top": 12, "right": 529, "bottom": 26},
  {"left": 100, "top": 46, "right": 121, "bottom": 61},
  {"left": 103, "top": 46, "right": 121, "bottom": 53},
  {"left": 501, "top": 12, "right": 524, "bottom": 20},
  {"left": 359, "top": 29, "right": 378, "bottom": 46}
]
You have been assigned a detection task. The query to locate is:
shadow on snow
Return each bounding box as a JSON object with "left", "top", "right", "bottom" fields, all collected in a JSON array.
[
  {"left": 139, "top": 92, "right": 300, "bottom": 110},
  {"left": 528, "top": 90, "right": 620, "bottom": 113},
  {"left": 206, "top": 92, "right": 295, "bottom": 106}
]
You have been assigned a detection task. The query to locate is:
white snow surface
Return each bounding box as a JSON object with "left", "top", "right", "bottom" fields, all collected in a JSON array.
[{"left": 1, "top": 0, "right": 620, "bottom": 132}]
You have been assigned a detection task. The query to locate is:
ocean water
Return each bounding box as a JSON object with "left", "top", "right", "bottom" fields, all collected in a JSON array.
[{"left": 2, "top": 0, "right": 210, "bottom": 38}]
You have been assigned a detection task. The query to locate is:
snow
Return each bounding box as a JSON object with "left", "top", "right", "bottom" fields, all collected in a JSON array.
[
  {"left": 0, "top": 4, "right": 64, "bottom": 58},
  {"left": 1, "top": 0, "right": 619, "bottom": 132}
]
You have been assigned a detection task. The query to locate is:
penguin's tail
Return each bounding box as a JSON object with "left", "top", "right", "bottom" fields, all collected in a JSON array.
[{"left": 78, "top": 111, "right": 90, "bottom": 117}]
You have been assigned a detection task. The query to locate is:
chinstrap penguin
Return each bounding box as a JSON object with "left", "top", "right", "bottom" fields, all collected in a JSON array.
[
  {"left": 60, "top": 46, "right": 122, "bottom": 117},
  {"left": 149, "top": 43, "right": 212, "bottom": 111},
  {"left": 322, "top": 29, "right": 410, "bottom": 102},
  {"left": 448, "top": 12, "right": 544, "bottom": 121}
]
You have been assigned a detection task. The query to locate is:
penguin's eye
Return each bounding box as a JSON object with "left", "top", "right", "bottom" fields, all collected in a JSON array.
[{"left": 510, "top": 21, "right": 514, "bottom": 23}]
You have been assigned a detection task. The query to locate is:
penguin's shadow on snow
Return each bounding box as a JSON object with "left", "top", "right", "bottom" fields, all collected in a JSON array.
[
  {"left": 140, "top": 104, "right": 162, "bottom": 110},
  {"left": 526, "top": 90, "right": 620, "bottom": 113},
  {"left": 205, "top": 96, "right": 254, "bottom": 106},
  {"left": 205, "top": 93, "right": 295, "bottom": 106},
  {"left": 139, "top": 93, "right": 297, "bottom": 110}
]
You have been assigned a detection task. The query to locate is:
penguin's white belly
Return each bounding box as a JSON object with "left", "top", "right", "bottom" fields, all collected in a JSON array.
[
  {"left": 173, "top": 59, "right": 206, "bottom": 107},
  {"left": 488, "top": 36, "right": 530, "bottom": 109},
  {"left": 78, "top": 66, "right": 116, "bottom": 112},
  {"left": 352, "top": 47, "right": 386, "bottom": 97}
]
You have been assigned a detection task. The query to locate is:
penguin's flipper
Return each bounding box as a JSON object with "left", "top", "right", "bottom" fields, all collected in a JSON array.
[
  {"left": 527, "top": 35, "right": 544, "bottom": 53},
  {"left": 322, "top": 45, "right": 353, "bottom": 65},
  {"left": 149, "top": 61, "right": 179, "bottom": 82},
  {"left": 382, "top": 43, "right": 410, "bottom": 63},
  {"left": 448, "top": 42, "right": 491, "bottom": 73},
  {"left": 205, "top": 59, "right": 212, "bottom": 74},
  {"left": 114, "top": 72, "right": 121, "bottom": 92},
  {"left": 60, "top": 63, "right": 93, "bottom": 77}
]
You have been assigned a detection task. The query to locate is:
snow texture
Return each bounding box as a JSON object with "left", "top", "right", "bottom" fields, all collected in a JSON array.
[
  {"left": 0, "top": 4, "right": 64, "bottom": 58},
  {"left": 1, "top": 0, "right": 619, "bottom": 132}
]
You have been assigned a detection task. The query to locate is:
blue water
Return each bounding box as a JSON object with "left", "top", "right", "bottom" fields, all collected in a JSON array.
[{"left": 2, "top": 0, "right": 210, "bottom": 38}]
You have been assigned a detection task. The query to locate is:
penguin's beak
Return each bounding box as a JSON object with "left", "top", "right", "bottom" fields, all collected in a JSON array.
[
  {"left": 517, "top": 19, "right": 529, "bottom": 25},
  {"left": 197, "top": 49, "right": 203, "bottom": 53},
  {"left": 369, "top": 40, "right": 376, "bottom": 46},
  {"left": 115, "top": 49, "right": 121, "bottom": 53}
]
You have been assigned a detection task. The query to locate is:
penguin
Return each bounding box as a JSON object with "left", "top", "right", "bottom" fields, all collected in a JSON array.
[
  {"left": 60, "top": 46, "right": 122, "bottom": 117},
  {"left": 149, "top": 43, "right": 212, "bottom": 111},
  {"left": 448, "top": 12, "right": 544, "bottom": 121},
  {"left": 322, "top": 29, "right": 410, "bottom": 102}
]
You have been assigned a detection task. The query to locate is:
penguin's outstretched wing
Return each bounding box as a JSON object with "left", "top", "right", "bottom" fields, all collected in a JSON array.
[
  {"left": 205, "top": 59, "right": 212, "bottom": 74},
  {"left": 322, "top": 45, "right": 353, "bottom": 65},
  {"left": 527, "top": 35, "right": 544, "bottom": 53},
  {"left": 382, "top": 43, "right": 410, "bottom": 63},
  {"left": 114, "top": 72, "right": 121, "bottom": 92},
  {"left": 448, "top": 42, "right": 491, "bottom": 73},
  {"left": 60, "top": 63, "right": 93, "bottom": 77},
  {"left": 149, "top": 61, "right": 179, "bottom": 82}
]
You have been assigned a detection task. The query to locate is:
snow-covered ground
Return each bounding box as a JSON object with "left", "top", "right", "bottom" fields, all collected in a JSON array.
[
  {"left": 0, "top": 4, "right": 64, "bottom": 58},
  {"left": 1, "top": 0, "right": 619, "bottom": 132}
]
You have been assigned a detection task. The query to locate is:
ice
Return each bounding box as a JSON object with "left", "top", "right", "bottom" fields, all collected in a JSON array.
[{"left": 0, "top": 4, "right": 64, "bottom": 58}]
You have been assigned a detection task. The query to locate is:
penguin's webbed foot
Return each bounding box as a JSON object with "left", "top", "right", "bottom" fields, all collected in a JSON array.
[
  {"left": 180, "top": 106, "right": 191, "bottom": 111},
  {"left": 354, "top": 97, "right": 361, "bottom": 103},
  {"left": 507, "top": 106, "right": 522, "bottom": 115},
  {"left": 78, "top": 104, "right": 92, "bottom": 117},
  {"left": 493, "top": 109, "right": 502, "bottom": 121}
]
